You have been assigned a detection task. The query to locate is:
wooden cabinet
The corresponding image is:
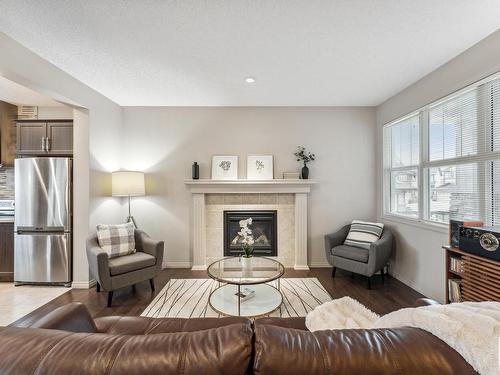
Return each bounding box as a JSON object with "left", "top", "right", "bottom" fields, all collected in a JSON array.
[
  {"left": 16, "top": 122, "right": 47, "bottom": 154},
  {"left": 0, "top": 222, "right": 14, "bottom": 282},
  {"left": 47, "top": 122, "right": 73, "bottom": 154},
  {"left": 444, "top": 245, "right": 500, "bottom": 303},
  {"left": 17, "top": 120, "right": 73, "bottom": 156}
]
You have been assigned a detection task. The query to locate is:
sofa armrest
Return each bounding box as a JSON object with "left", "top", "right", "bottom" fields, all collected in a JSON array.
[
  {"left": 367, "top": 228, "right": 393, "bottom": 275},
  {"left": 17, "top": 303, "right": 97, "bottom": 333},
  {"left": 86, "top": 235, "right": 112, "bottom": 290},
  {"left": 324, "top": 224, "right": 350, "bottom": 256},
  {"left": 135, "top": 229, "right": 164, "bottom": 268}
]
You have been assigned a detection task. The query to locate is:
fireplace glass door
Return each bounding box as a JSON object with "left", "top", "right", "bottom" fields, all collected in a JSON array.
[{"left": 223, "top": 210, "right": 277, "bottom": 256}]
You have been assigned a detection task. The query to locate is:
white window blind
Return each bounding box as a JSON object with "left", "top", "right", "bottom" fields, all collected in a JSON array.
[
  {"left": 428, "top": 90, "right": 478, "bottom": 161},
  {"left": 384, "top": 74, "right": 500, "bottom": 226}
]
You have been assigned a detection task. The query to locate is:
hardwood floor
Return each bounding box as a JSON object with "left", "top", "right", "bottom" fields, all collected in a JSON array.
[{"left": 10, "top": 268, "right": 424, "bottom": 327}]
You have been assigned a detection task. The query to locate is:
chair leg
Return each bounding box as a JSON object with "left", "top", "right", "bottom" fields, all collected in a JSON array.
[
  {"left": 149, "top": 278, "right": 155, "bottom": 292},
  {"left": 367, "top": 277, "right": 372, "bottom": 290},
  {"left": 96, "top": 282, "right": 100, "bottom": 293},
  {"left": 132, "top": 284, "right": 136, "bottom": 293},
  {"left": 107, "top": 291, "right": 114, "bottom": 307},
  {"left": 351, "top": 272, "right": 355, "bottom": 279},
  {"left": 331, "top": 267, "right": 336, "bottom": 278},
  {"left": 381, "top": 269, "right": 385, "bottom": 284}
]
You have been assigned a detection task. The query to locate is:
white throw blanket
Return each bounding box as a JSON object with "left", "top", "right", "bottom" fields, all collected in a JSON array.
[
  {"left": 375, "top": 302, "right": 500, "bottom": 375},
  {"left": 306, "top": 298, "right": 500, "bottom": 375},
  {"left": 305, "top": 296, "right": 379, "bottom": 331}
]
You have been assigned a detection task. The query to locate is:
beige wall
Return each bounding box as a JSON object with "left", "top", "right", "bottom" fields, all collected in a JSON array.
[
  {"left": 0, "top": 32, "right": 123, "bottom": 287},
  {"left": 121, "top": 107, "right": 377, "bottom": 267},
  {"left": 376, "top": 30, "right": 500, "bottom": 302}
]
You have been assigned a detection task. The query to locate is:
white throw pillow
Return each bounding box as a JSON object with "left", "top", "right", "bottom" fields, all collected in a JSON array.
[
  {"left": 344, "top": 220, "right": 384, "bottom": 249},
  {"left": 96, "top": 222, "right": 136, "bottom": 258}
]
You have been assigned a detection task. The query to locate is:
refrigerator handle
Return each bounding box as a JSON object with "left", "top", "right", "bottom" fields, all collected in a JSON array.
[
  {"left": 46, "top": 137, "right": 50, "bottom": 151},
  {"left": 42, "top": 137, "right": 46, "bottom": 152},
  {"left": 17, "top": 226, "right": 65, "bottom": 233}
]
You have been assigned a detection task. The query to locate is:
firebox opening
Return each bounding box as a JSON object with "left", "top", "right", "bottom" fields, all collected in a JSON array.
[{"left": 223, "top": 210, "right": 277, "bottom": 257}]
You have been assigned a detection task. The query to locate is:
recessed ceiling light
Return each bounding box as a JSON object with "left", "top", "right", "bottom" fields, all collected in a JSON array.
[{"left": 244, "top": 76, "right": 256, "bottom": 83}]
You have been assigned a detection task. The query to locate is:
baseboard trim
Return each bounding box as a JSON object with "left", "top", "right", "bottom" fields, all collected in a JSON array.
[
  {"left": 163, "top": 262, "right": 192, "bottom": 269},
  {"left": 308, "top": 262, "right": 331, "bottom": 268},
  {"left": 164, "top": 261, "right": 331, "bottom": 270},
  {"left": 72, "top": 279, "right": 96, "bottom": 289},
  {"left": 293, "top": 265, "right": 310, "bottom": 271},
  {"left": 390, "top": 271, "right": 443, "bottom": 303},
  {"left": 191, "top": 265, "right": 208, "bottom": 271}
]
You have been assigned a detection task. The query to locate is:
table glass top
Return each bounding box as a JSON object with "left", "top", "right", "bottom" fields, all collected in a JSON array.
[{"left": 207, "top": 257, "right": 285, "bottom": 285}]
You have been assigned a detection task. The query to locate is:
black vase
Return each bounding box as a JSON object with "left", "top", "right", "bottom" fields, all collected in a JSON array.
[
  {"left": 301, "top": 165, "right": 309, "bottom": 179},
  {"left": 192, "top": 162, "right": 199, "bottom": 179}
]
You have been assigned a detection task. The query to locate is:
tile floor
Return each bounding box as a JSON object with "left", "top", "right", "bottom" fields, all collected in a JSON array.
[{"left": 0, "top": 283, "right": 70, "bottom": 326}]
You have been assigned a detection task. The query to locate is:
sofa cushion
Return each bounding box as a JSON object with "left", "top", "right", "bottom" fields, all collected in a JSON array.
[
  {"left": 96, "top": 222, "right": 136, "bottom": 258},
  {"left": 253, "top": 324, "right": 476, "bottom": 375},
  {"left": 332, "top": 244, "right": 369, "bottom": 263},
  {"left": 344, "top": 220, "right": 384, "bottom": 249},
  {"left": 0, "top": 322, "right": 254, "bottom": 375},
  {"left": 109, "top": 252, "right": 156, "bottom": 276}
]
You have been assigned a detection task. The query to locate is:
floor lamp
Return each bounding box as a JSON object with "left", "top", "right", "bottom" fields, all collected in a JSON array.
[{"left": 112, "top": 170, "right": 145, "bottom": 228}]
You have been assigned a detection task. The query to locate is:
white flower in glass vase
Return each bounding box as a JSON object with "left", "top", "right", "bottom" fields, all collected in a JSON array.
[{"left": 238, "top": 218, "right": 254, "bottom": 258}]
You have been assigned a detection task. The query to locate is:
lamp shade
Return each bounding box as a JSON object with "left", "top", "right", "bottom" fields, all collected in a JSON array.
[{"left": 112, "top": 171, "right": 145, "bottom": 197}]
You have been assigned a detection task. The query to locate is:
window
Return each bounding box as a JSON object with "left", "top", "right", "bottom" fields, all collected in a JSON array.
[
  {"left": 384, "top": 114, "right": 419, "bottom": 218},
  {"left": 383, "top": 74, "right": 500, "bottom": 226}
]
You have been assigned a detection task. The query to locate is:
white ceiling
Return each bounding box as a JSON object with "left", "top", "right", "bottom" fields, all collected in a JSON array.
[
  {"left": 1, "top": 0, "right": 499, "bottom": 107},
  {"left": 0, "top": 76, "right": 63, "bottom": 107}
]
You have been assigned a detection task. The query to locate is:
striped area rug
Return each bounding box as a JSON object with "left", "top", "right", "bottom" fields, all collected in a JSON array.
[{"left": 141, "top": 278, "right": 332, "bottom": 318}]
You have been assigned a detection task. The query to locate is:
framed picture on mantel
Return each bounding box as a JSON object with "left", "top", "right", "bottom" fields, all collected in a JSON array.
[
  {"left": 247, "top": 155, "right": 274, "bottom": 180},
  {"left": 211, "top": 155, "right": 238, "bottom": 180}
]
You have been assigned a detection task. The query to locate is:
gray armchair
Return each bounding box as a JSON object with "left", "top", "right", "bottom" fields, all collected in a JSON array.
[
  {"left": 86, "top": 229, "right": 164, "bottom": 307},
  {"left": 324, "top": 224, "right": 393, "bottom": 289}
]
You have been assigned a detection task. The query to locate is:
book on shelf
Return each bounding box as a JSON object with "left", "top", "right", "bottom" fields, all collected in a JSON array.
[
  {"left": 450, "top": 256, "right": 464, "bottom": 274},
  {"left": 448, "top": 279, "right": 462, "bottom": 303},
  {"left": 235, "top": 287, "right": 255, "bottom": 301}
]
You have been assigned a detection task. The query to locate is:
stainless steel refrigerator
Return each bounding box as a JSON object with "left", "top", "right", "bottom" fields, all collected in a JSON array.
[{"left": 14, "top": 157, "right": 72, "bottom": 286}]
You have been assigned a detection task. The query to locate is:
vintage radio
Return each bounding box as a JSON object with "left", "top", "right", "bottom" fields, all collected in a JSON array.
[
  {"left": 458, "top": 226, "right": 500, "bottom": 261},
  {"left": 449, "top": 220, "right": 483, "bottom": 248}
]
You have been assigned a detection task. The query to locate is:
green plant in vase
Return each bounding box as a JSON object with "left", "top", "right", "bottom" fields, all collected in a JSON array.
[
  {"left": 294, "top": 146, "right": 316, "bottom": 179},
  {"left": 238, "top": 218, "right": 254, "bottom": 268}
]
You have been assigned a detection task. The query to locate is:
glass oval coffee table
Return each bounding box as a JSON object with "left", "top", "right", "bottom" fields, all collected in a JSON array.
[{"left": 207, "top": 257, "right": 285, "bottom": 318}]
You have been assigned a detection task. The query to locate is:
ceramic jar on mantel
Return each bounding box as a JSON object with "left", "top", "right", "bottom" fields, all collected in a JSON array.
[
  {"left": 192, "top": 162, "right": 199, "bottom": 179},
  {"left": 301, "top": 164, "right": 309, "bottom": 179}
]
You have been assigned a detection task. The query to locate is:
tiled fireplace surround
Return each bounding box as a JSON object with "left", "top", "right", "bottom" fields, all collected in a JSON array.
[{"left": 185, "top": 180, "right": 316, "bottom": 270}]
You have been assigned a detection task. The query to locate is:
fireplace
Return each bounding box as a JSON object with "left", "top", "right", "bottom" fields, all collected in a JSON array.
[{"left": 223, "top": 210, "right": 277, "bottom": 257}]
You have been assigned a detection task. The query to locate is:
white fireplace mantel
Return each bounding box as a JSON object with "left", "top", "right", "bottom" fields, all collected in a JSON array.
[
  {"left": 185, "top": 179, "right": 316, "bottom": 271},
  {"left": 184, "top": 179, "right": 316, "bottom": 194}
]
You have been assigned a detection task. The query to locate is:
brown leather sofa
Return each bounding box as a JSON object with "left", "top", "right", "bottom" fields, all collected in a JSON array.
[{"left": 0, "top": 299, "right": 476, "bottom": 375}]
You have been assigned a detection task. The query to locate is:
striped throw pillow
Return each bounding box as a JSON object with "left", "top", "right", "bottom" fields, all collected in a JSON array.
[
  {"left": 96, "top": 222, "right": 136, "bottom": 258},
  {"left": 344, "top": 220, "right": 384, "bottom": 249}
]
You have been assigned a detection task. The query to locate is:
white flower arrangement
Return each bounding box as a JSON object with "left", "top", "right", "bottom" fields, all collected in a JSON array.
[{"left": 238, "top": 218, "right": 254, "bottom": 257}]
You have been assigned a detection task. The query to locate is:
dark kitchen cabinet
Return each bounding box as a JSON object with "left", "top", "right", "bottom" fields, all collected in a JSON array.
[
  {"left": 16, "top": 122, "right": 47, "bottom": 155},
  {"left": 0, "top": 222, "right": 14, "bottom": 282},
  {"left": 47, "top": 122, "right": 73, "bottom": 155},
  {"left": 17, "top": 120, "right": 73, "bottom": 156}
]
